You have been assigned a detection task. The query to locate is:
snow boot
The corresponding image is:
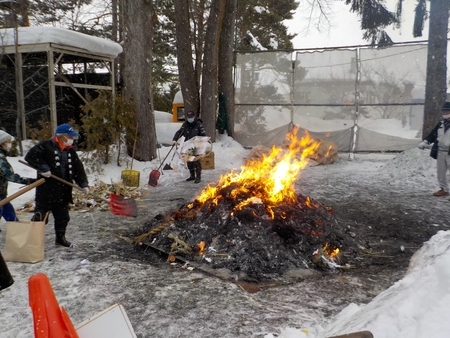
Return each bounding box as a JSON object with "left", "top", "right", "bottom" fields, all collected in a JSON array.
[
  {"left": 186, "top": 170, "right": 196, "bottom": 181},
  {"left": 55, "top": 231, "right": 73, "bottom": 248},
  {"left": 194, "top": 170, "right": 201, "bottom": 183}
]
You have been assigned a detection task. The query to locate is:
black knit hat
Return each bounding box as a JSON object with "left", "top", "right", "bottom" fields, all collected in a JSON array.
[{"left": 442, "top": 102, "right": 450, "bottom": 111}]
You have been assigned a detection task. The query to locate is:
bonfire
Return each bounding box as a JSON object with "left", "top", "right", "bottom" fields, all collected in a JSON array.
[{"left": 134, "top": 125, "right": 357, "bottom": 282}]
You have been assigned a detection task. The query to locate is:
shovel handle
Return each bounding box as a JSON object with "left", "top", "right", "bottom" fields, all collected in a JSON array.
[
  {"left": 0, "top": 178, "right": 45, "bottom": 207},
  {"left": 156, "top": 143, "right": 175, "bottom": 171},
  {"left": 19, "top": 160, "right": 109, "bottom": 203}
]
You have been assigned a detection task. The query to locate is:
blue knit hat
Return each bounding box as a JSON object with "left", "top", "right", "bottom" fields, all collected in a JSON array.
[
  {"left": 442, "top": 102, "right": 450, "bottom": 111},
  {"left": 55, "top": 124, "right": 79, "bottom": 138}
]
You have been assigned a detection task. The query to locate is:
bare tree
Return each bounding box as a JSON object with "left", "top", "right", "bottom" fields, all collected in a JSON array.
[
  {"left": 200, "top": 1, "right": 225, "bottom": 141},
  {"left": 174, "top": 0, "right": 298, "bottom": 140},
  {"left": 218, "top": 0, "right": 237, "bottom": 137},
  {"left": 419, "top": 0, "right": 449, "bottom": 137},
  {"left": 122, "top": 0, "right": 156, "bottom": 161},
  {"left": 174, "top": 0, "right": 200, "bottom": 114}
]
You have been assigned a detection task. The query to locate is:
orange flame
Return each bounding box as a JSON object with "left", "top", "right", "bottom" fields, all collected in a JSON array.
[
  {"left": 197, "top": 241, "right": 206, "bottom": 254},
  {"left": 323, "top": 243, "right": 340, "bottom": 258},
  {"left": 193, "top": 125, "right": 322, "bottom": 217}
]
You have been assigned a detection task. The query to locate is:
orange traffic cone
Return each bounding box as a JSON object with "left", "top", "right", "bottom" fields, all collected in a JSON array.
[{"left": 28, "top": 273, "right": 79, "bottom": 338}]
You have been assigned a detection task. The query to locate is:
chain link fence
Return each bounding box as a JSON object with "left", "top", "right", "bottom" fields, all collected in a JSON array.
[{"left": 233, "top": 42, "right": 445, "bottom": 152}]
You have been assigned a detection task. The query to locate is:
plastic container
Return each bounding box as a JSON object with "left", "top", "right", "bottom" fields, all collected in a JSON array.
[{"left": 121, "top": 169, "right": 140, "bottom": 187}]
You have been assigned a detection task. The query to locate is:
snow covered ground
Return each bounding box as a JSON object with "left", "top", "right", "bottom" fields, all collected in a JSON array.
[{"left": 1, "top": 126, "right": 450, "bottom": 337}]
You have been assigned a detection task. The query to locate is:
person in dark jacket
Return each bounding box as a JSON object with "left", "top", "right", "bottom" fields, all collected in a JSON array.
[
  {"left": 25, "top": 124, "right": 89, "bottom": 247},
  {"left": 418, "top": 101, "right": 450, "bottom": 197},
  {"left": 0, "top": 130, "right": 36, "bottom": 222},
  {"left": 172, "top": 110, "right": 207, "bottom": 183}
]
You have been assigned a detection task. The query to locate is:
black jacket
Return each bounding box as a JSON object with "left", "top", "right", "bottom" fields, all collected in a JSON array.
[
  {"left": 24, "top": 138, "right": 88, "bottom": 205},
  {"left": 173, "top": 119, "right": 206, "bottom": 142},
  {"left": 424, "top": 121, "right": 450, "bottom": 159}
]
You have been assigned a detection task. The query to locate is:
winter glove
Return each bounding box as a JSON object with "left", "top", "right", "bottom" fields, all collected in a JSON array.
[
  {"left": 82, "top": 187, "right": 90, "bottom": 195},
  {"left": 172, "top": 140, "right": 179, "bottom": 146},
  {"left": 40, "top": 171, "right": 51, "bottom": 178},
  {"left": 417, "top": 140, "right": 430, "bottom": 150}
]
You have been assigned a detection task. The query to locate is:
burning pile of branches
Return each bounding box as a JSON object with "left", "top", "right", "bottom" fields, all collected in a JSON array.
[{"left": 135, "top": 126, "right": 357, "bottom": 281}]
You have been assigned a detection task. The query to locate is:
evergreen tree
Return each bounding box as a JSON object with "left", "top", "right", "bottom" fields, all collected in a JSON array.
[{"left": 235, "top": 0, "right": 298, "bottom": 51}]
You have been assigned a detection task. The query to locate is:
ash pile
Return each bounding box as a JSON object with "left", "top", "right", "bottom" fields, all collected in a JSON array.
[
  {"left": 134, "top": 126, "right": 358, "bottom": 283},
  {"left": 135, "top": 192, "right": 357, "bottom": 282}
]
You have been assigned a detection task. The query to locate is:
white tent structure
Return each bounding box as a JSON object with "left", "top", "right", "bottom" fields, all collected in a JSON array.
[{"left": 0, "top": 26, "right": 122, "bottom": 138}]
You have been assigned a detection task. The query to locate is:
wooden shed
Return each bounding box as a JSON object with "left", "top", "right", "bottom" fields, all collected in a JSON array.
[{"left": 0, "top": 26, "right": 122, "bottom": 139}]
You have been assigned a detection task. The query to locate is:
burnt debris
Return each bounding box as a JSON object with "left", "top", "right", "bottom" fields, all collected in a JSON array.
[{"left": 134, "top": 191, "right": 358, "bottom": 282}]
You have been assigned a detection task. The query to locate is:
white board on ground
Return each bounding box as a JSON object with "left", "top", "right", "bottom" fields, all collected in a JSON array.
[{"left": 75, "top": 303, "right": 137, "bottom": 338}]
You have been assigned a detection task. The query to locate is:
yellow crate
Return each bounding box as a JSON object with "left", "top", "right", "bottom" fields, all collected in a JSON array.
[
  {"left": 199, "top": 152, "right": 215, "bottom": 170},
  {"left": 121, "top": 170, "right": 140, "bottom": 187}
]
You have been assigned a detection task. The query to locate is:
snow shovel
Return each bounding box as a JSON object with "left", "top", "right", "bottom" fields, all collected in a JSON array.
[
  {"left": 0, "top": 178, "right": 45, "bottom": 207},
  {"left": 148, "top": 143, "right": 176, "bottom": 187},
  {"left": 19, "top": 160, "right": 137, "bottom": 217},
  {"left": 163, "top": 145, "right": 179, "bottom": 171}
]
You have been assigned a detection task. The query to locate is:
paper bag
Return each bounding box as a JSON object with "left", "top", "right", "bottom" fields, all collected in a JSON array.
[{"left": 3, "top": 214, "right": 48, "bottom": 263}]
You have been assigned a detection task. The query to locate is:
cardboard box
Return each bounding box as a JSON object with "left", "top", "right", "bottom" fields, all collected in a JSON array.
[{"left": 200, "top": 151, "right": 215, "bottom": 170}]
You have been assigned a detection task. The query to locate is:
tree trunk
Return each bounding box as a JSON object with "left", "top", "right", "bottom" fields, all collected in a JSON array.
[
  {"left": 122, "top": 0, "right": 156, "bottom": 161},
  {"left": 174, "top": 0, "right": 200, "bottom": 114},
  {"left": 218, "top": 0, "right": 237, "bottom": 137},
  {"left": 422, "top": 0, "right": 449, "bottom": 138},
  {"left": 200, "top": 1, "right": 226, "bottom": 141}
]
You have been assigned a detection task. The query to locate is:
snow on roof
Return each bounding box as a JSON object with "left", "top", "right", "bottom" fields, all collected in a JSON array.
[{"left": 0, "top": 26, "right": 122, "bottom": 58}]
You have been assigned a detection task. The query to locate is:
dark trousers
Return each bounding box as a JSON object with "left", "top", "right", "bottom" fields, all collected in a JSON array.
[
  {"left": 187, "top": 160, "right": 202, "bottom": 172},
  {"left": 31, "top": 202, "right": 70, "bottom": 232}
]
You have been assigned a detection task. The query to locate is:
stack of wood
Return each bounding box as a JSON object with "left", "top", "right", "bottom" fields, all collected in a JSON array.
[
  {"left": 71, "top": 181, "right": 147, "bottom": 212},
  {"left": 17, "top": 181, "right": 147, "bottom": 213}
]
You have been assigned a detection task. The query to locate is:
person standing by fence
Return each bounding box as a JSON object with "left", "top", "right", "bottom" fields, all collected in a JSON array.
[{"left": 418, "top": 101, "right": 450, "bottom": 197}]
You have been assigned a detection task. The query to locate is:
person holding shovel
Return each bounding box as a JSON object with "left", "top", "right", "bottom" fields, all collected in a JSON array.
[
  {"left": 173, "top": 110, "right": 207, "bottom": 183},
  {"left": 24, "top": 124, "right": 89, "bottom": 248},
  {"left": 0, "top": 130, "right": 37, "bottom": 222}
]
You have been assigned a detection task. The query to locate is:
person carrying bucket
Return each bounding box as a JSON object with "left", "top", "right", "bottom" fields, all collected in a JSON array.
[{"left": 172, "top": 110, "right": 206, "bottom": 183}]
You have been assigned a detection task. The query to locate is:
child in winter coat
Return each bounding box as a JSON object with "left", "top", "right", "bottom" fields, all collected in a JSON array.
[
  {"left": 0, "top": 130, "right": 36, "bottom": 221},
  {"left": 418, "top": 101, "right": 450, "bottom": 197},
  {"left": 25, "top": 123, "right": 89, "bottom": 248}
]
